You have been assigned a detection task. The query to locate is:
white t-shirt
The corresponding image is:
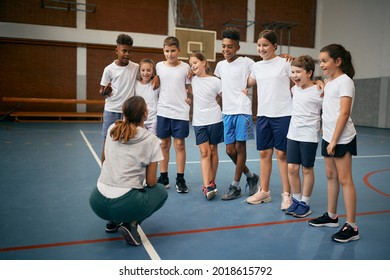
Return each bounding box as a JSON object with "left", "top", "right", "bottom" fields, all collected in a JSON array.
[
  {"left": 287, "top": 85, "right": 323, "bottom": 143},
  {"left": 191, "top": 76, "right": 222, "bottom": 126},
  {"left": 214, "top": 56, "right": 254, "bottom": 115},
  {"left": 98, "top": 125, "right": 163, "bottom": 198},
  {"left": 156, "top": 61, "right": 191, "bottom": 120},
  {"left": 250, "top": 56, "right": 292, "bottom": 117},
  {"left": 322, "top": 74, "right": 356, "bottom": 144},
  {"left": 135, "top": 81, "right": 159, "bottom": 125},
  {"left": 100, "top": 61, "right": 139, "bottom": 113}
]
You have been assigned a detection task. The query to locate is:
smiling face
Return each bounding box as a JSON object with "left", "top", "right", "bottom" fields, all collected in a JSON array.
[
  {"left": 319, "top": 51, "right": 342, "bottom": 79},
  {"left": 115, "top": 44, "right": 132, "bottom": 66},
  {"left": 139, "top": 62, "right": 154, "bottom": 83},
  {"left": 256, "top": 37, "right": 277, "bottom": 61},
  {"left": 221, "top": 38, "right": 240, "bottom": 63},
  {"left": 291, "top": 66, "right": 313, "bottom": 89},
  {"left": 163, "top": 45, "right": 180, "bottom": 66},
  {"left": 189, "top": 56, "right": 206, "bottom": 77}
]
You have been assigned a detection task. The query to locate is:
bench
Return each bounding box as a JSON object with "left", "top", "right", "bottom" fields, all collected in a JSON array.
[{"left": 1, "top": 97, "right": 104, "bottom": 122}]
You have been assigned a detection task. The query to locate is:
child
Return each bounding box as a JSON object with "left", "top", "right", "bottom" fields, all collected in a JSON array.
[
  {"left": 214, "top": 27, "right": 259, "bottom": 200},
  {"left": 156, "top": 36, "right": 192, "bottom": 193},
  {"left": 99, "top": 34, "right": 139, "bottom": 163},
  {"left": 308, "top": 44, "right": 360, "bottom": 243},
  {"left": 135, "top": 58, "right": 159, "bottom": 135},
  {"left": 285, "top": 55, "right": 323, "bottom": 218},
  {"left": 89, "top": 96, "right": 168, "bottom": 246},
  {"left": 246, "top": 30, "right": 293, "bottom": 210},
  {"left": 189, "top": 52, "right": 224, "bottom": 200}
]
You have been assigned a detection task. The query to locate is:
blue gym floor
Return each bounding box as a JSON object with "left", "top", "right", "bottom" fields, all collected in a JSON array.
[{"left": 0, "top": 121, "right": 389, "bottom": 260}]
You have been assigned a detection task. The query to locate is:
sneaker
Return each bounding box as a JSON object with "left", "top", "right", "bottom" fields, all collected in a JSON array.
[
  {"left": 203, "top": 183, "right": 217, "bottom": 200},
  {"left": 176, "top": 177, "right": 189, "bottom": 193},
  {"left": 118, "top": 223, "right": 141, "bottom": 246},
  {"left": 332, "top": 223, "right": 360, "bottom": 243},
  {"left": 293, "top": 201, "right": 312, "bottom": 218},
  {"left": 221, "top": 185, "right": 241, "bottom": 200},
  {"left": 281, "top": 192, "right": 292, "bottom": 210},
  {"left": 246, "top": 188, "right": 271, "bottom": 205},
  {"left": 245, "top": 173, "right": 259, "bottom": 196},
  {"left": 285, "top": 197, "right": 300, "bottom": 215},
  {"left": 308, "top": 212, "right": 339, "bottom": 227},
  {"left": 157, "top": 175, "right": 170, "bottom": 189},
  {"left": 105, "top": 221, "right": 119, "bottom": 233}
]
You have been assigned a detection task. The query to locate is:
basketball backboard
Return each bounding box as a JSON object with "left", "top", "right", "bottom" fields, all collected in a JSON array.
[{"left": 175, "top": 28, "right": 216, "bottom": 61}]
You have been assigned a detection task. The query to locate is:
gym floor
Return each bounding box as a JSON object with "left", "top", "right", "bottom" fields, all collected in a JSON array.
[{"left": 0, "top": 121, "right": 389, "bottom": 260}]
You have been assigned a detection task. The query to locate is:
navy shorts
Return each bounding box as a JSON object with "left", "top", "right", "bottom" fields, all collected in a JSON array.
[
  {"left": 193, "top": 122, "right": 224, "bottom": 145},
  {"left": 256, "top": 116, "right": 291, "bottom": 151},
  {"left": 287, "top": 139, "right": 318, "bottom": 168},
  {"left": 156, "top": 116, "right": 189, "bottom": 139},
  {"left": 102, "top": 110, "right": 123, "bottom": 137},
  {"left": 321, "top": 136, "right": 357, "bottom": 157}
]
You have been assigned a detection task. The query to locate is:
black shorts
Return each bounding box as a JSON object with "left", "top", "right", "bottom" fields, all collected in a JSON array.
[
  {"left": 287, "top": 139, "right": 318, "bottom": 168},
  {"left": 321, "top": 136, "right": 357, "bottom": 157}
]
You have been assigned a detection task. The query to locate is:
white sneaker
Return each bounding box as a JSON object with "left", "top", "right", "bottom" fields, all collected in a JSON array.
[
  {"left": 281, "top": 192, "right": 292, "bottom": 210},
  {"left": 246, "top": 188, "right": 272, "bottom": 205}
]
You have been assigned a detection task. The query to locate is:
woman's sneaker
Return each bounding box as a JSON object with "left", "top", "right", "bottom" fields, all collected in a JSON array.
[
  {"left": 105, "top": 221, "right": 119, "bottom": 233},
  {"left": 246, "top": 188, "right": 271, "bottom": 205},
  {"left": 118, "top": 223, "right": 141, "bottom": 246},
  {"left": 308, "top": 212, "right": 339, "bottom": 227},
  {"left": 285, "top": 197, "right": 300, "bottom": 215},
  {"left": 332, "top": 223, "right": 360, "bottom": 243},
  {"left": 293, "top": 201, "right": 312, "bottom": 218}
]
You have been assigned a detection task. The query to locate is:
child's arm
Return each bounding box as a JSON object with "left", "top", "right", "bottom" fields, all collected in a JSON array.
[
  {"left": 185, "top": 84, "right": 192, "bottom": 105},
  {"left": 151, "top": 75, "right": 160, "bottom": 90},
  {"left": 100, "top": 83, "right": 112, "bottom": 97},
  {"left": 327, "top": 96, "right": 352, "bottom": 156}
]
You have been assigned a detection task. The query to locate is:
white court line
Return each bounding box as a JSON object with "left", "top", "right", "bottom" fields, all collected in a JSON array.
[{"left": 80, "top": 130, "right": 161, "bottom": 260}]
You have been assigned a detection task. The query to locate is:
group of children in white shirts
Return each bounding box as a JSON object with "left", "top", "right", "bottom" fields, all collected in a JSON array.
[{"left": 93, "top": 28, "right": 360, "bottom": 245}]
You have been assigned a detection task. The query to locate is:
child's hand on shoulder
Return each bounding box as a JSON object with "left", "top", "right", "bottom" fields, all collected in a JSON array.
[
  {"left": 242, "top": 88, "right": 249, "bottom": 95},
  {"left": 185, "top": 97, "right": 192, "bottom": 105}
]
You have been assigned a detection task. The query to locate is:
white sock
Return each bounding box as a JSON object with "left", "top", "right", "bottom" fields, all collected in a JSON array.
[
  {"left": 347, "top": 222, "right": 357, "bottom": 229},
  {"left": 292, "top": 193, "right": 301, "bottom": 200},
  {"left": 244, "top": 171, "right": 253, "bottom": 178},
  {"left": 327, "top": 212, "right": 338, "bottom": 219},
  {"left": 231, "top": 180, "right": 240, "bottom": 187},
  {"left": 301, "top": 196, "right": 311, "bottom": 205}
]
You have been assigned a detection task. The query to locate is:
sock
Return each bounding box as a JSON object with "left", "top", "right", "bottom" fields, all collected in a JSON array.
[
  {"left": 231, "top": 180, "right": 240, "bottom": 188},
  {"left": 293, "top": 193, "right": 302, "bottom": 200},
  {"left": 244, "top": 171, "right": 253, "bottom": 178},
  {"left": 160, "top": 172, "right": 168, "bottom": 178},
  {"left": 301, "top": 196, "right": 311, "bottom": 205},
  {"left": 177, "top": 173, "right": 184, "bottom": 179},
  {"left": 327, "top": 212, "right": 338, "bottom": 219},
  {"left": 347, "top": 222, "right": 357, "bottom": 229}
]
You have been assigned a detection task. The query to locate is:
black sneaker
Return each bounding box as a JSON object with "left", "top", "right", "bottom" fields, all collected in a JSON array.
[
  {"left": 308, "top": 212, "right": 339, "bottom": 227},
  {"left": 105, "top": 221, "right": 119, "bottom": 233},
  {"left": 157, "top": 175, "right": 170, "bottom": 189},
  {"left": 118, "top": 223, "right": 141, "bottom": 246},
  {"left": 176, "top": 177, "right": 189, "bottom": 193},
  {"left": 332, "top": 223, "right": 360, "bottom": 243},
  {"left": 221, "top": 185, "right": 241, "bottom": 200},
  {"left": 245, "top": 173, "right": 259, "bottom": 196}
]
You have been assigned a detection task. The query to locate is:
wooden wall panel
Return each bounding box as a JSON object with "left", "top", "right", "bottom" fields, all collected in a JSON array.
[
  {"left": 0, "top": 0, "right": 76, "bottom": 27},
  {"left": 0, "top": 40, "right": 77, "bottom": 112},
  {"left": 86, "top": 0, "right": 168, "bottom": 35}
]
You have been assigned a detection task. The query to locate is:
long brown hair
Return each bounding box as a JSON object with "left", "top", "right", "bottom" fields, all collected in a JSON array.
[
  {"left": 189, "top": 52, "right": 213, "bottom": 76},
  {"left": 320, "top": 44, "right": 355, "bottom": 79},
  {"left": 110, "top": 96, "right": 147, "bottom": 143}
]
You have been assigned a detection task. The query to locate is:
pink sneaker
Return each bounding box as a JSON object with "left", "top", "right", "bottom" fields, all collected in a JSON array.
[
  {"left": 246, "top": 188, "right": 271, "bottom": 205},
  {"left": 281, "top": 192, "right": 292, "bottom": 210}
]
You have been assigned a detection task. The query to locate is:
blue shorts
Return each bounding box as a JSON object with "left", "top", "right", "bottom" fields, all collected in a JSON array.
[
  {"left": 156, "top": 116, "right": 189, "bottom": 139},
  {"left": 256, "top": 116, "right": 291, "bottom": 151},
  {"left": 321, "top": 136, "right": 357, "bottom": 157},
  {"left": 287, "top": 139, "right": 318, "bottom": 168},
  {"left": 223, "top": 114, "right": 254, "bottom": 144},
  {"left": 102, "top": 110, "right": 123, "bottom": 137},
  {"left": 193, "top": 122, "right": 224, "bottom": 145}
]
